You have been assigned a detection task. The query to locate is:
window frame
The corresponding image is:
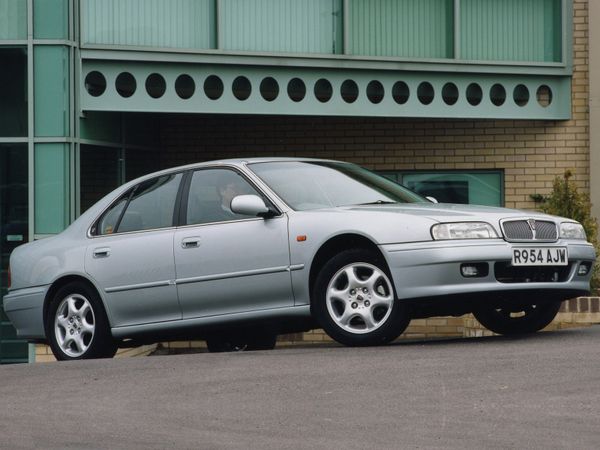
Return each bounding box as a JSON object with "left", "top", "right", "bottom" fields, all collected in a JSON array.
[
  {"left": 89, "top": 171, "right": 186, "bottom": 237},
  {"left": 176, "top": 166, "right": 282, "bottom": 228}
]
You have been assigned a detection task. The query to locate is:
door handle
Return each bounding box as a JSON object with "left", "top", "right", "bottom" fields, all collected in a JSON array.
[
  {"left": 181, "top": 237, "right": 201, "bottom": 249},
  {"left": 93, "top": 247, "right": 111, "bottom": 258}
]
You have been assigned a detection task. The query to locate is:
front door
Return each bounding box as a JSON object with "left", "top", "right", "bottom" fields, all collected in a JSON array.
[{"left": 174, "top": 168, "right": 293, "bottom": 319}]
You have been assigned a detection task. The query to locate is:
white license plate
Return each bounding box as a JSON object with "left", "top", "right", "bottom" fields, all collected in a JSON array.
[{"left": 512, "top": 247, "right": 568, "bottom": 266}]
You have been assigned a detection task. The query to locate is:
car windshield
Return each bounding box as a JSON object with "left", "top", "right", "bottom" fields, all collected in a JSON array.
[{"left": 248, "top": 161, "right": 428, "bottom": 211}]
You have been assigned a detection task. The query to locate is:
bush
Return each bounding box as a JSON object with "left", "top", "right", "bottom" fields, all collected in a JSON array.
[{"left": 532, "top": 169, "right": 599, "bottom": 291}]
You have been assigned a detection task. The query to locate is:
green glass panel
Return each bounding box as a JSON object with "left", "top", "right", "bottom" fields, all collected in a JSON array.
[
  {"left": 82, "top": 0, "right": 214, "bottom": 49},
  {"left": 0, "top": 144, "right": 29, "bottom": 364},
  {"left": 0, "top": 48, "right": 28, "bottom": 137},
  {"left": 34, "top": 46, "right": 70, "bottom": 137},
  {"left": 461, "top": 0, "right": 562, "bottom": 62},
  {"left": 35, "top": 143, "right": 70, "bottom": 234},
  {"left": 348, "top": 0, "right": 453, "bottom": 58},
  {"left": 220, "top": 0, "right": 342, "bottom": 54},
  {"left": 399, "top": 172, "right": 503, "bottom": 206},
  {"left": 34, "top": 0, "right": 69, "bottom": 39},
  {"left": 0, "top": 0, "right": 27, "bottom": 40}
]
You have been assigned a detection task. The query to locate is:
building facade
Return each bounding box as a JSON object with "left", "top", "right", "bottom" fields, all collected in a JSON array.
[{"left": 0, "top": 0, "right": 595, "bottom": 362}]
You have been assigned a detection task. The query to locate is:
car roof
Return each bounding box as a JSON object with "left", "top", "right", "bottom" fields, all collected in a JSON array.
[{"left": 132, "top": 157, "right": 345, "bottom": 182}]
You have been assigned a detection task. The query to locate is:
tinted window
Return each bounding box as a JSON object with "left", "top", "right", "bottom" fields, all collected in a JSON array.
[
  {"left": 95, "top": 173, "right": 182, "bottom": 235},
  {"left": 96, "top": 197, "right": 127, "bottom": 235},
  {"left": 186, "top": 169, "right": 263, "bottom": 225}
]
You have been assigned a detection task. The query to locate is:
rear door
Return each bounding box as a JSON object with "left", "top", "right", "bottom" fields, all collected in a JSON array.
[{"left": 85, "top": 173, "right": 183, "bottom": 327}]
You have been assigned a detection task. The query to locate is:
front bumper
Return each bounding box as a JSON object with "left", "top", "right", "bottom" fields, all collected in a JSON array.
[
  {"left": 3, "top": 285, "right": 48, "bottom": 340},
  {"left": 381, "top": 239, "right": 595, "bottom": 302}
]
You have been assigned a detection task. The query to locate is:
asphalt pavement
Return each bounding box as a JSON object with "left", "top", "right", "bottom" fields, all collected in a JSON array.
[{"left": 1, "top": 327, "right": 600, "bottom": 450}]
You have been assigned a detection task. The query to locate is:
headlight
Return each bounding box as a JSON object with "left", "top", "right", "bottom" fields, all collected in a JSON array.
[
  {"left": 560, "top": 222, "right": 586, "bottom": 240},
  {"left": 431, "top": 222, "right": 499, "bottom": 240}
]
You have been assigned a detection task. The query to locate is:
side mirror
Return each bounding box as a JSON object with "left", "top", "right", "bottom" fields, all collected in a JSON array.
[
  {"left": 426, "top": 196, "right": 438, "bottom": 204},
  {"left": 231, "top": 195, "right": 273, "bottom": 217}
]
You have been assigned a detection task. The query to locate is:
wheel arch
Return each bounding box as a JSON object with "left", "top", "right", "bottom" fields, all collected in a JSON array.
[
  {"left": 308, "top": 233, "right": 390, "bottom": 305},
  {"left": 43, "top": 274, "right": 110, "bottom": 329}
]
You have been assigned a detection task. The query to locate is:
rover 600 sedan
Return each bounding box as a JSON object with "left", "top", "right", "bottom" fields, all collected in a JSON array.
[{"left": 3, "top": 158, "right": 596, "bottom": 360}]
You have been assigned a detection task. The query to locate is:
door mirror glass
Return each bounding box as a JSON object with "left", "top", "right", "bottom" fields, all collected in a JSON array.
[{"left": 231, "top": 195, "right": 270, "bottom": 216}]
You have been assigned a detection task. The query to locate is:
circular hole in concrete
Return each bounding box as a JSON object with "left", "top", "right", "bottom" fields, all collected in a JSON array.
[
  {"left": 85, "top": 71, "right": 106, "bottom": 97},
  {"left": 367, "top": 80, "right": 384, "bottom": 104},
  {"left": 175, "top": 74, "right": 195, "bottom": 99},
  {"left": 442, "top": 82, "right": 459, "bottom": 105},
  {"left": 314, "top": 78, "right": 333, "bottom": 103},
  {"left": 417, "top": 82, "right": 434, "bottom": 105},
  {"left": 204, "top": 75, "right": 224, "bottom": 100},
  {"left": 466, "top": 83, "right": 483, "bottom": 106},
  {"left": 232, "top": 76, "right": 252, "bottom": 101},
  {"left": 115, "top": 72, "right": 136, "bottom": 98},
  {"left": 287, "top": 78, "right": 306, "bottom": 102},
  {"left": 260, "top": 77, "right": 279, "bottom": 101},
  {"left": 145, "top": 73, "right": 166, "bottom": 99},
  {"left": 341, "top": 79, "right": 359, "bottom": 103},
  {"left": 392, "top": 81, "right": 409, "bottom": 104}
]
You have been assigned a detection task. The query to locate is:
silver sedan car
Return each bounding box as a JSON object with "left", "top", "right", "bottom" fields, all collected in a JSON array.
[{"left": 4, "top": 158, "right": 596, "bottom": 360}]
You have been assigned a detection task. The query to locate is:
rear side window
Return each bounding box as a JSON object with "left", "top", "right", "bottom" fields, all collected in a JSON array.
[{"left": 94, "top": 173, "right": 182, "bottom": 235}]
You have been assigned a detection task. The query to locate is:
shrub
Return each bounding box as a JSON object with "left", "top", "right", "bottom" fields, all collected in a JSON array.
[{"left": 531, "top": 169, "right": 599, "bottom": 291}]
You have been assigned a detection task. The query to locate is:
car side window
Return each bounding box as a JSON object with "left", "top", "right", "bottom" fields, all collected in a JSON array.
[
  {"left": 95, "top": 173, "right": 182, "bottom": 235},
  {"left": 186, "top": 169, "right": 263, "bottom": 225}
]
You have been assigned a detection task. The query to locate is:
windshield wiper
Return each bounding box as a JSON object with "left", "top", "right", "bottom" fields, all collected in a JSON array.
[{"left": 356, "top": 200, "right": 397, "bottom": 206}]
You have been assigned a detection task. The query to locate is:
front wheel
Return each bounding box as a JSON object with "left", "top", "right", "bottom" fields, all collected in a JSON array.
[
  {"left": 312, "top": 249, "right": 410, "bottom": 346},
  {"left": 473, "top": 300, "right": 562, "bottom": 335},
  {"left": 46, "top": 282, "right": 117, "bottom": 361}
]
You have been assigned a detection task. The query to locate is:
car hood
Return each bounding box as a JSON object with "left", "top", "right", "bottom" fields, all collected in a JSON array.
[
  {"left": 289, "top": 202, "right": 567, "bottom": 247},
  {"left": 339, "top": 202, "right": 560, "bottom": 224}
]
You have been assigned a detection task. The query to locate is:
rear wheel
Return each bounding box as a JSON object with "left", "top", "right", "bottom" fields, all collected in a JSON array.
[
  {"left": 46, "top": 282, "right": 117, "bottom": 361},
  {"left": 312, "top": 249, "right": 410, "bottom": 346},
  {"left": 473, "top": 300, "right": 562, "bottom": 335}
]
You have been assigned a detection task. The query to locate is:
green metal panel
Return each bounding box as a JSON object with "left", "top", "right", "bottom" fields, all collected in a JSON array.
[
  {"left": 35, "top": 143, "right": 70, "bottom": 234},
  {"left": 0, "top": 0, "right": 27, "bottom": 40},
  {"left": 82, "top": 0, "right": 215, "bottom": 49},
  {"left": 80, "top": 59, "right": 572, "bottom": 120},
  {"left": 219, "top": 0, "right": 342, "bottom": 54},
  {"left": 347, "top": 0, "right": 453, "bottom": 58},
  {"left": 34, "top": 46, "right": 70, "bottom": 137},
  {"left": 461, "top": 0, "right": 562, "bottom": 62},
  {"left": 79, "top": 112, "right": 122, "bottom": 143},
  {"left": 33, "top": 0, "right": 69, "bottom": 39}
]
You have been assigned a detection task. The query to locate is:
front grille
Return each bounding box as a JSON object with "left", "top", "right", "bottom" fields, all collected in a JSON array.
[
  {"left": 501, "top": 219, "right": 558, "bottom": 241},
  {"left": 494, "top": 262, "right": 571, "bottom": 283}
]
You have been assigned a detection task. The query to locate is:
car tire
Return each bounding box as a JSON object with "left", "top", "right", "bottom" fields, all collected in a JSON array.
[
  {"left": 473, "top": 300, "right": 562, "bottom": 335},
  {"left": 46, "top": 281, "right": 117, "bottom": 361},
  {"left": 206, "top": 332, "right": 277, "bottom": 353},
  {"left": 313, "top": 249, "right": 410, "bottom": 346}
]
